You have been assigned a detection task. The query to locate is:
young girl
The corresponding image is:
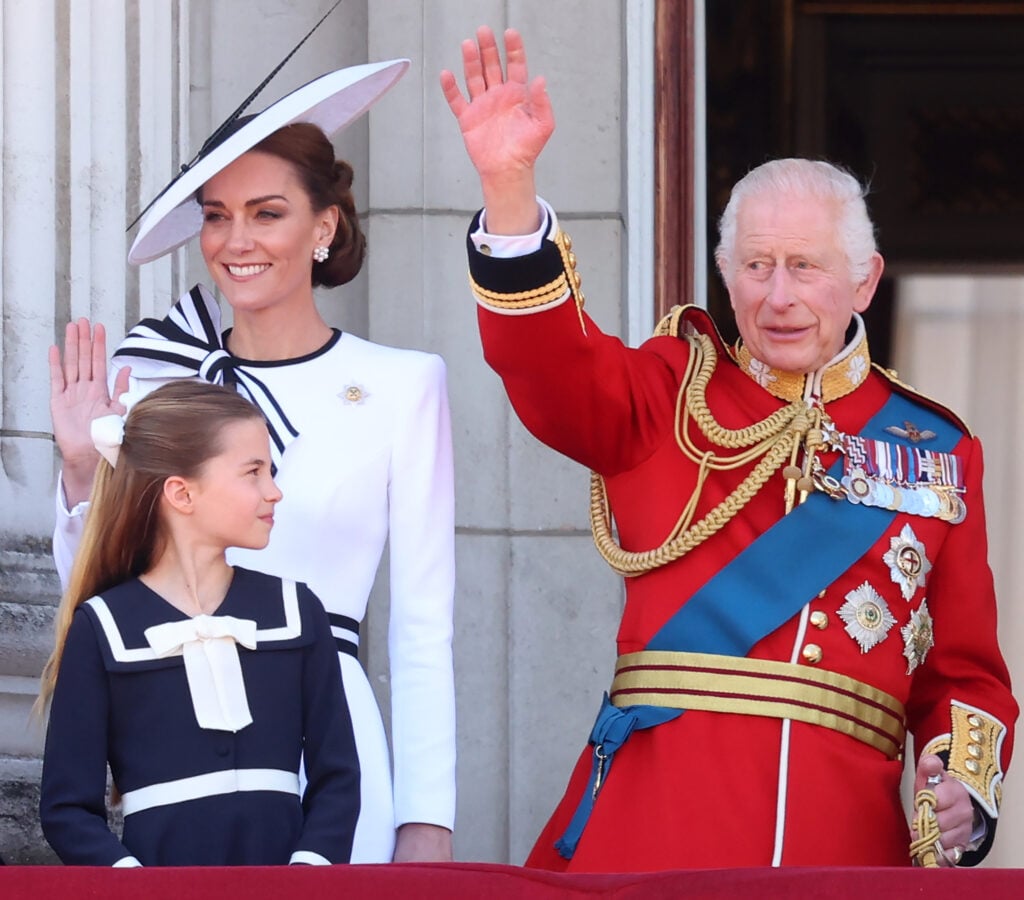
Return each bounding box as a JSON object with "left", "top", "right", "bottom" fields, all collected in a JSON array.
[{"left": 38, "top": 381, "right": 359, "bottom": 866}]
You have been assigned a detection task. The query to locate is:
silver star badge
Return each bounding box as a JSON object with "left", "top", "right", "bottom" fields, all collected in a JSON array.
[
  {"left": 882, "top": 524, "right": 932, "bottom": 602},
  {"left": 838, "top": 582, "right": 897, "bottom": 653},
  {"left": 901, "top": 600, "right": 934, "bottom": 675}
]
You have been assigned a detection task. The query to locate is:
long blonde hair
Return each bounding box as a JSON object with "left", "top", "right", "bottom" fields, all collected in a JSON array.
[{"left": 36, "top": 381, "right": 264, "bottom": 712}]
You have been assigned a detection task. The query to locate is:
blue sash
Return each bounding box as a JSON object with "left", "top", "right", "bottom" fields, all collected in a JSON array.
[{"left": 555, "top": 390, "right": 962, "bottom": 858}]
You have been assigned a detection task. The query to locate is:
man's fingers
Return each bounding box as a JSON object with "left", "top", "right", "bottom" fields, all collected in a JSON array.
[
  {"left": 439, "top": 69, "right": 468, "bottom": 119},
  {"left": 528, "top": 75, "right": 552, "bottom": 121},
  {"left": 461, "top": 36, "right": 486, "bottom": 100},
  {"left": 477, "top": 25, "right": 505, "bottom": 89},
  {"left": 913, "top": 753, "right": 945, "bottom": 793},
  {"left": 504, "top": 28, "right": 529, "bottom": 85}
]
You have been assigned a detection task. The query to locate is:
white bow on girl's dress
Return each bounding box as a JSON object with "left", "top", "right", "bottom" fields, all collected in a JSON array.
[{"left": 144, "top": 614, "right": 258, "bottom": 732}]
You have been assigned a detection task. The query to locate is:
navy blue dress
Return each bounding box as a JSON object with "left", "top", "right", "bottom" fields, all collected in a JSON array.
[{"left": 40, "top": 567, "right": 360, "bottom": 866}]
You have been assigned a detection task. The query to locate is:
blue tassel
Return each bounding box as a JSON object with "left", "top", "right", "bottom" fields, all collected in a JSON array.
[{"left": 554, "top": 694, "right": 680, "bottom": 859}]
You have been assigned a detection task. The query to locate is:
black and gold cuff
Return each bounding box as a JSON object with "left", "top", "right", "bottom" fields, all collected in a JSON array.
[{"left": 466, "top": 210, "right": 585, "bottom": 324}]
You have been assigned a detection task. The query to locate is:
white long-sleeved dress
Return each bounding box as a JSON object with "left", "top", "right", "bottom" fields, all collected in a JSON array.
[{"left": 52, "top": 286, "right": 456, "bottom": 862}]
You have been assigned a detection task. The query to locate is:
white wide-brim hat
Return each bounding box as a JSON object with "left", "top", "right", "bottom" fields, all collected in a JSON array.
[{"left": 128, "top": 58, "right": 409, "bottom": 265}]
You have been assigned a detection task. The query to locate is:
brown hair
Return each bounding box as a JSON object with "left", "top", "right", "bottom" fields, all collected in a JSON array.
[
  {"left": 36, "top": 381, "right": 264, "bottom": 712},
  {"left": 252, "top": 122, "right": 366, "bottom": 288}
]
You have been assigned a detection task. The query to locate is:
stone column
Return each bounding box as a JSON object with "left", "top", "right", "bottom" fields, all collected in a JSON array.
[
  {"left": 0, "top": 0, "right": 190, "bottom": 862},
  {"left": 1, "top": 0, "right": 69, "bottom": 862},
  {"left": 364, "top": 0, "right": 629, "bottom": 864}
]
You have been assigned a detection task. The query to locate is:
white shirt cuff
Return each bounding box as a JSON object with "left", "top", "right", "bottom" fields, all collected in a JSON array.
[
  {"left": 965, "top": 807, "right": 988, "bottom": 852},
  {"left": 471, "top": 198, "right": 559, "bottom": 258},
  {"left": 112, "top": 855, "right": 142, "bottom": 867}
]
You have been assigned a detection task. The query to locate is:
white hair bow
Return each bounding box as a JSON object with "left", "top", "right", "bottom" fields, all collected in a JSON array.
[{"left": 91, "top": 414, "right": 126, "bottom": 467}]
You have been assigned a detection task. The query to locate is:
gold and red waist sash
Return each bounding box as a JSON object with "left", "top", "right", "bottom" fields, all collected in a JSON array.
[{"left": 611, "top": 650, "right": 906, "bottom": 759}]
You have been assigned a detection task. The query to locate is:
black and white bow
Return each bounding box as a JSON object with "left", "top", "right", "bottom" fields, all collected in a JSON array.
[{"left": 113, "top": 285, "right": 299, "bottom": 470}]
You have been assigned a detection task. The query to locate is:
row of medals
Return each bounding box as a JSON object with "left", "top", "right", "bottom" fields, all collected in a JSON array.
[{"left": 806, "top": 422, "right": 967, "bottom": 525}]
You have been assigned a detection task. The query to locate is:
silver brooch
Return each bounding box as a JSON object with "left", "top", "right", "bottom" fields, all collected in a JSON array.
[
  {"left": 882, "top": 524, "right": 932, "bottom": 602},
  {"left": 838, "top": 582, "right": 897, "bottom": 653},
  {"left": 901, "top": 599, "right": 934, "bottom": 675},
  {"left": 339, "top": 383, "right": 369, "bottom": 405}
]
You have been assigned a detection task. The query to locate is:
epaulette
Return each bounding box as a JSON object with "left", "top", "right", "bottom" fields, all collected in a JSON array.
[
  {"left": 872, "top": 364, "right": 973, "bottom": 439},
  {"left": 651, "top": 304, "right": 731, "bottom": 359}
]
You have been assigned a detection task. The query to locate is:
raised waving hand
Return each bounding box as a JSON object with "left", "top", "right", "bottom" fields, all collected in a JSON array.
[
  {"left": 48, "top": 319, "right": 131, "bottom": 507},
  {"left": 440, "top": 26, "right": 554, "bottom": 235}
]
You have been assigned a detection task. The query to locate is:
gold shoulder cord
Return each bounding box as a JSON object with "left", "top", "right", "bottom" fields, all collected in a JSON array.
[{"left": 590, "top": 332, "right": 826, "bottom": 577}]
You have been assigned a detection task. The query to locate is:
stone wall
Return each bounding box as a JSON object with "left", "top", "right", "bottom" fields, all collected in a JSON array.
[{"left": 0, "top": 540, "right": 60, "bottom": 864}]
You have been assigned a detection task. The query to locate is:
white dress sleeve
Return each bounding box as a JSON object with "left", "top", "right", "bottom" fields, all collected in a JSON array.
[
  {"left": 386, "top": 353, "right": 457, "bottom": 829},
  {"left": 52, "top": 485, "right": 88, "bottom": 589}
]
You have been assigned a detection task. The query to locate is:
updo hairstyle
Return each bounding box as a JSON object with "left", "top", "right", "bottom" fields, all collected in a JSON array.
[{"left": 253, "top": 122, "right": 367, "bottom": 288}]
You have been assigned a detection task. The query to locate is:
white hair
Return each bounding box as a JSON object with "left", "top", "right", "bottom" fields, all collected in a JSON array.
[{"left": 714, "top": 159, "right": 878, "bottom": 284}]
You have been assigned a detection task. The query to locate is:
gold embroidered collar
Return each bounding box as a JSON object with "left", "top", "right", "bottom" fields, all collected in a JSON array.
[{"left": 731, "top": 314, "right": 871, "bottom": 403}]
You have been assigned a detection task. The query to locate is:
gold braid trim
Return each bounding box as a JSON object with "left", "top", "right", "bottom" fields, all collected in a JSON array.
[
  {"left": 553, "top": 229, "right": 588, "bottom": 335},
  {"left": 469, "top": 271, "right": 569, "bottom": 310},
  {"left": 591, "top": 332, "right": 827, "bottom": 577},
  {"left": 922, "top": 701, "right": 1007, "bottom": 818},
  {"left": 652, "top": 305, "right": 688, "bottom": 338},
  {"left": 469, "top": 229, "right": 587, "bottom": 335},
  {"left": 611, "top": 650, "right": 906, "bottom": 758}
]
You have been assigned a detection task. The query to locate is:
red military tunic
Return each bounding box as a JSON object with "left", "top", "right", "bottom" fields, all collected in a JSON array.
[{"left": 466, "top": 215, "right": 1017, "bottom": 872}]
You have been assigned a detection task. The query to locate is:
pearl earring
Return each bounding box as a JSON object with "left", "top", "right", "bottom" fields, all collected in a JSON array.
[{"left": 313, "top": 245, "right": 330, "bottom": 263}]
